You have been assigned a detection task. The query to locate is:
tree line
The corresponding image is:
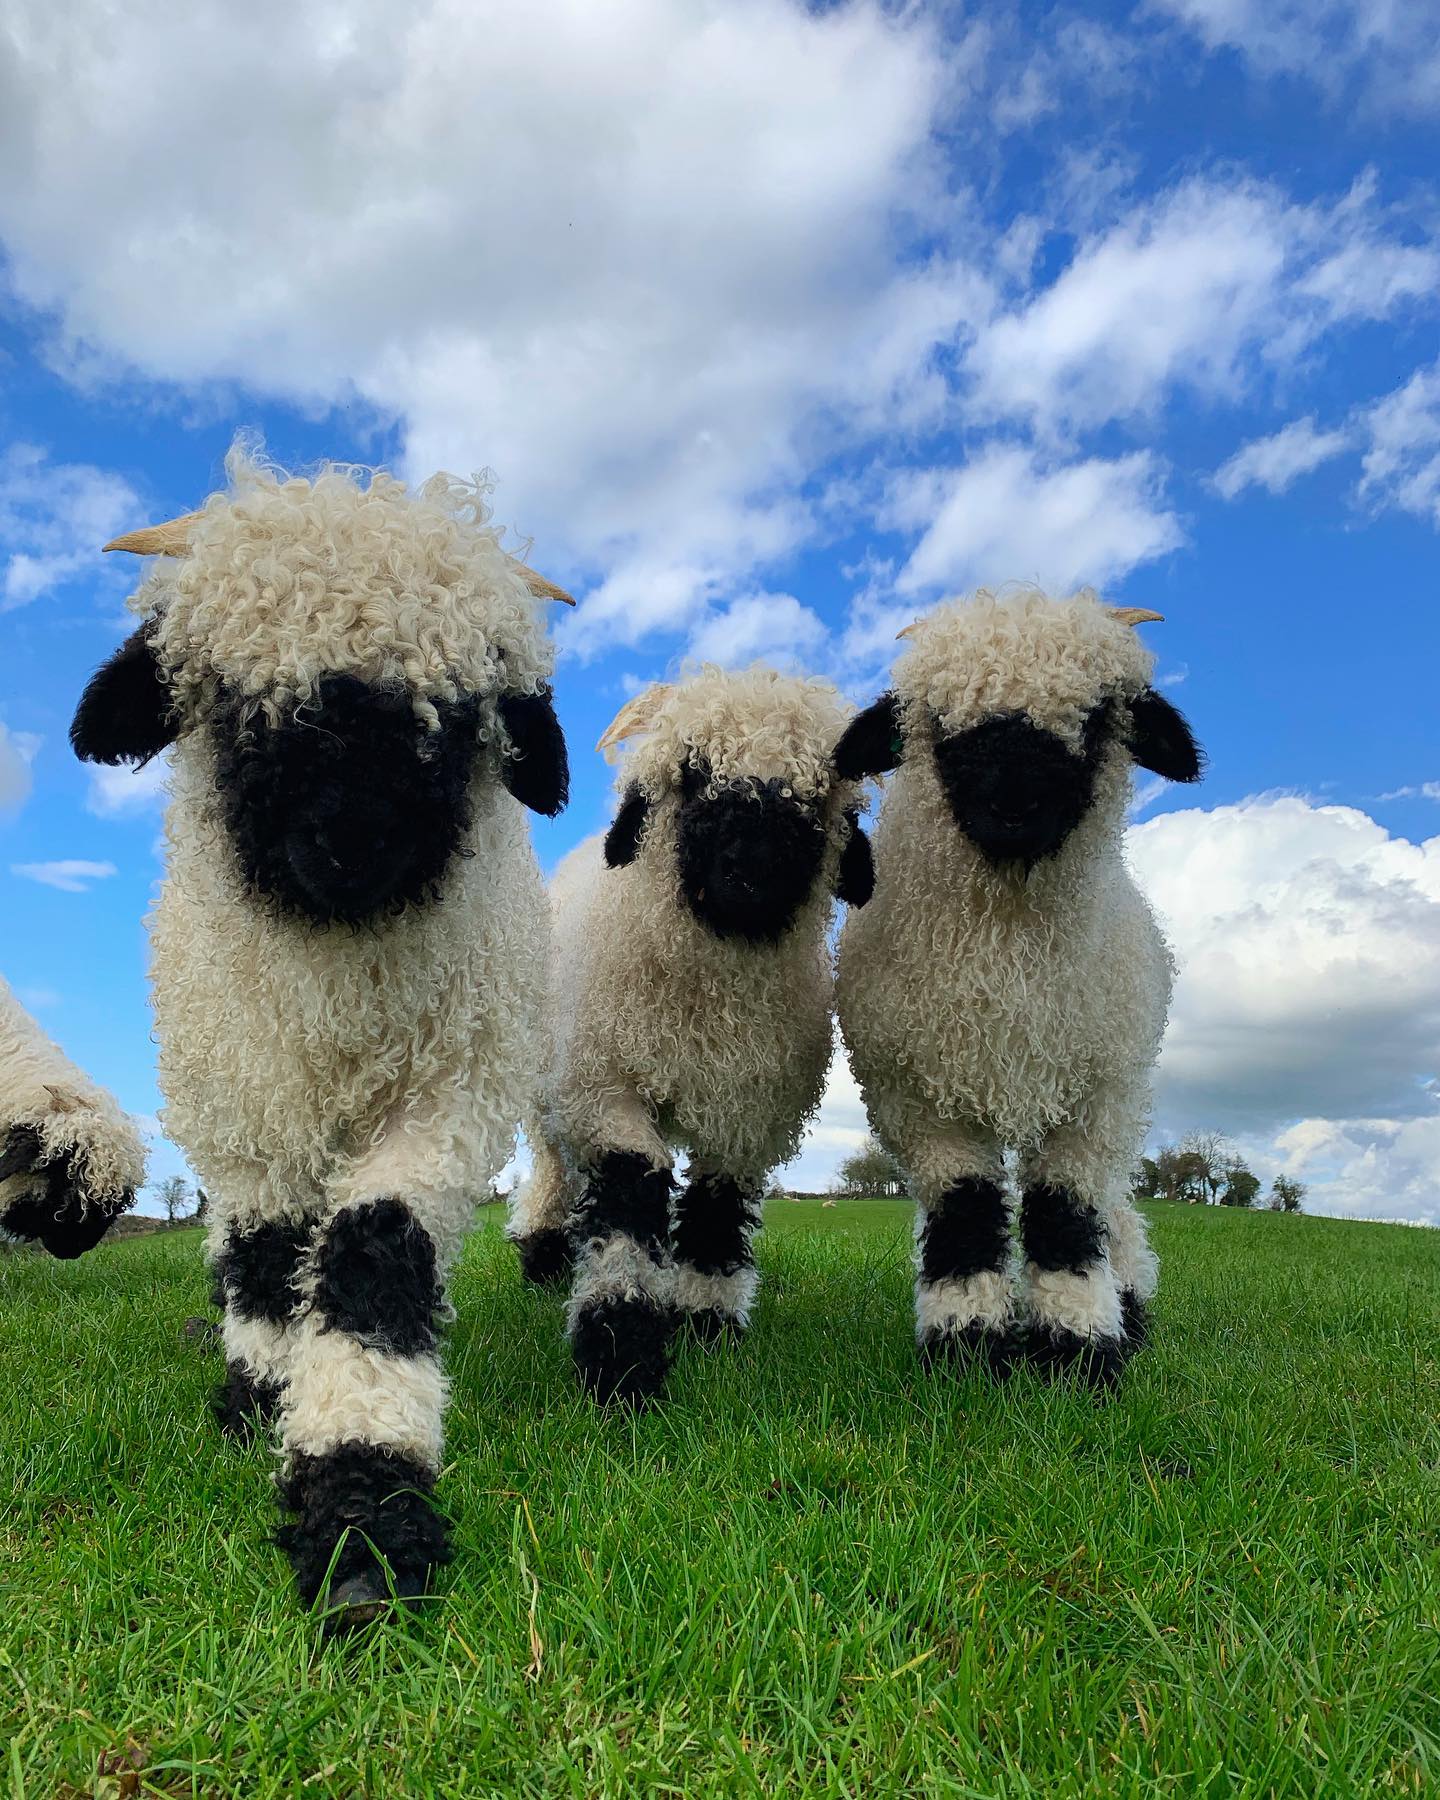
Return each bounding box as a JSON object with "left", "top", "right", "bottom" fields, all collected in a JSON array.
[{"left": 834, "top": 1131, "right": 1305, "bottom": 1212}]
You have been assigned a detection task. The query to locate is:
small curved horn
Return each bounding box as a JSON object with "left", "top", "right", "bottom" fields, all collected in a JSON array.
[
  {"left": 1109, "top": 607, "right": 1165, "bottom": 627},
  {"left": 596, "top": 683, "right": 674, "bottom": 755},
  {"left": 895, "top": 620, "right": 923, "bottom": 641},
  {"left": 102, "top": 509, "right": 207, "bottom": 557},
  {"left": 512, "top": 561, "right": 575, "bottom": 605}
]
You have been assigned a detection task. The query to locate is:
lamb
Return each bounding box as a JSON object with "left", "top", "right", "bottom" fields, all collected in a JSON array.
[
  {"left": 0, "top": 976, "right": 145, "bottom": 1256},
  {"left": 834, "top": 588, "right": 1202, "bottom": 1386},
  {"left": 508, "top": 666, "right": 874, "bottom": 1405},
  {"left": 69, "top": 446, "right": 570, "bottom": 1629}
]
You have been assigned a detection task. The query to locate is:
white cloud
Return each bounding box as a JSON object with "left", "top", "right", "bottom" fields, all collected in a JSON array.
[
  {"left": 0, "top": 442, "right": 140, "bottom": 609},
  {"left": 11, "top": 859, "right": 118, "bottom": 892},
  {"left": 85, "top": 753, "right": 172, "bottom": 817},
  {"left": 1149, "top": 0, "right": 1440, "bottom": 114},
  {"left": 1357, "top": 360, "right": 1440, "bottom": 526},
  {"left": 888, "top": 444, "right": 1182, "bottom": 599},
  {"left": 1213, "top": 415, "right": 1353, "bottom": 499},
  {"left": 1378, "top": 783, "right": 1440, "bottom": 802},
  {"left": 0, "top": 724, "right": 40, "bottom": 813},
  {"left": 1128, "top": 795, "right": 1440, "bottom": 1221},
  {"left": 966, "top": 177, "right": 1439, "bottom": 436},
  {"left": 0, "top": 0, "right": 976, "bottom": 654},
  {"left": 685, "top": 592, "right": 827, "bottom": 669}
]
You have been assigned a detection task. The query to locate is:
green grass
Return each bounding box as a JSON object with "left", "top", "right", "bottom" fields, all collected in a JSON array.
[{"left": 3, "top": 1202, "right": 1438, "bottom": 1797}]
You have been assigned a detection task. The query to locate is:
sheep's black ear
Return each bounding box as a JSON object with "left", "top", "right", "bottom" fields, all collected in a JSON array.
[
  {"left": 836, "top": 809, "right": 875, "bottom": 907},
  {"left": 604, "top": 785, "right": 649, "bottom": 867},
  {"left": 1127, "top": 688, "right": 1203, "bottom": 783},
  {"left": 497, "top": 688, "right": 569, "bottom": 816},
  {"left": 834, "top": 693, "right": 903, "bottom": 781},
  {"left": 69, "top": 624, "right": 176, "bottom": 766}
]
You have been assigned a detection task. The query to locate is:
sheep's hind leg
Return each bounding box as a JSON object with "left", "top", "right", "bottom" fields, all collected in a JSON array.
[
  {"left": 278, "top": 1195, "right": 454, "bottom": 1632},
  {"left": 910, "top": 1130, "right": 1017, "bottom": 1378},
  {"left": 568, "top": 1149, "right": 677, "bottom": 1406},
  {"left": 507, "top": 1129, "right": 576, "bottom": 1288},
  {"left": 671, "top": 1165, "right": 761, "bottom": 1341}
]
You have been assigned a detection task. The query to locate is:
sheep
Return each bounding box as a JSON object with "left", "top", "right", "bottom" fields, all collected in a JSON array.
[
  {"left": 834, "top": 589, "right": 1201, "bottom": 1386},
  {"left": 508, "top": 666, "right": 874, "bottom": 1405},
  {"left": 0, "top": 976, "right": 145, "bottom": 1256},
  {"left": 69, "top": 446, "right": 570, "bottom": 1629}
]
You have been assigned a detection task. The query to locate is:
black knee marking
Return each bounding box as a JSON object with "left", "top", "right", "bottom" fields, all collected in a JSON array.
[
  {"left": 1019, "top": 1183, "right": 1106, "bottom": 1272},
  {"left": 919, "top": 1177, "right": 1011, "bottom": 1284},
  {"left": 513, "top": 1227, "right": 574, "bottom": 1288},
  {"left": 672, "top": 1172, "right": 759, "bottom": 1276},
  {"left": 312, "top": 1198, "right": 441, "bottom": 1358},
  {"left": 213, "top": 1362, "right": 283, "bottom": 1439},
  {"left": 213, "top": 1218, "right": 311, "bottom": 1323},
  {"left": 573, "top": 1151, "right": 673, "bottom": 1257},
  {"left": 276, "top": 1441, "right": 451, "bottom": 1625},
  {"left": 571, "top": 1294, "right": 675, "bottom": 1408}
]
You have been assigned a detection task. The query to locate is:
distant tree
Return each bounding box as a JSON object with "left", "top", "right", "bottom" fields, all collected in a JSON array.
[
  {"left": 156, "top": 1175, "right": 193, "bottom": 1224},
  {"left": 1180, "top": 1131, "right": 1235, "bottom": 1205},
  {"left": 194, "top": 1188, "right": 209, "bottom": 1223},
  {"left": 1131, "top": 1156, "right": 1160, "bottom": 1201},
  {"left": 1219, "top": 1159, "right": 1261, "bottom": 1208},
  {"left": 1270, "top": 1176, "right": 1306, "bottom": 1213},
  {"left": 835, "top": 1137, "right": 906, "bottom": 1198}
]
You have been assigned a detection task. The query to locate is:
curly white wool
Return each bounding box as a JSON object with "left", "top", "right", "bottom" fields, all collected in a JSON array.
[{"left": 0, "top": 976, "right": 146, "bottom": 1215}]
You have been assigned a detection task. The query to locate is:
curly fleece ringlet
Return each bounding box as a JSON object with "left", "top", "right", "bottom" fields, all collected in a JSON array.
[{"left": 134, "top": 443, "right": 555, "bottom": 731}]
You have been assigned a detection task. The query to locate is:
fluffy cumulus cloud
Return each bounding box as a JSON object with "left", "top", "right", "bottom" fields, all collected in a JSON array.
[
  {"left": 0, "top": 724, "right": 41, "bottom": 813},
  {"left": 0, "top": 443, "right": 139, "bottom": 609},
  {"left": 11, "top": 859, "right": 118, "bottom": 892},
  {"left": 1213, "top": 416, "right": 1353, "bottom": 499},
  {"left": 85, "top": 754, "right": 172, "bottom": 818},
  {"left": 1149, "top": 0, "right": 1440, "bottom": 114},
  {"left": 1128, "top": 795, "right": 1440, "bottom": 1221},
  {"left": 0, "top": 0, "right": 968, "bottom": 654}
]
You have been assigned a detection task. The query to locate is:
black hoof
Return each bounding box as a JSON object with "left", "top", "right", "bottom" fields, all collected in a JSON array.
[
  {"left": 1119, "top": 1290, "right": 1152, "bottom": 1352},
  {"left": 919, "top": 1322, "right": 1016, "bottom": 1379},
  {"left": 183, "top": 1316, "right": 221, "bottom": 1350},
  {"left": 514, "top": 1228, "right": 574, "bottom": 1289},
  {"left": 571, "top": 1294, "right": 675, "bottom": 1407},
  {"left": 1022, "top": 1325, "right": 1126, "bottom": 1390},
  {"left": 277, "top": 1443, "right": 450, "bottom": 1620},
  {"left": 213, "top": 1364, "right": 283, "bottom": 1439},
  {"left": 683, "top": 1306, "right": 744, "bottom": 1344}
]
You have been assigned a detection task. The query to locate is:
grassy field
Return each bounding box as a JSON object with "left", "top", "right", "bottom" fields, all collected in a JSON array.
[{"left": 3, "top": 1201, "right": 1437, "bottom": 1798}]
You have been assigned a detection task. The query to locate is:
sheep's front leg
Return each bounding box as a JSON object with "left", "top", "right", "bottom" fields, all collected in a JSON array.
[
  {"left": 566, "top": 1094, "right": 676, "bottom": 1406},
  {"left": 906, "top": 1124, "right": 1016, "bottom": 1376},
  {"left": 1016, "top": 1088, "right": 1141, "bottom": 1388},
  {"left": 507, "top": 1127, "right": 576, "bottom": 1288},
  {"left": 671, "top": 1162, "right": 762, "bottom": 1341}
]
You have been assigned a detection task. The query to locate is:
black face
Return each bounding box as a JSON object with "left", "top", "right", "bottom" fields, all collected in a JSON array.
[
  {"left": 674, "top": 763, "right": 827, "bottom": 943},
  {"left": 933, "top": 706, "right": 1111, "bottom": 870},
  {"left": 209, "top": 675, "right": 482, "bottom": 924}
]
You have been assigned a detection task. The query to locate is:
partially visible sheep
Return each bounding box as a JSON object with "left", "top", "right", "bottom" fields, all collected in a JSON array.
[
  {"left": 69, "top": 447, "right": 569, "bottom": 1629},
  {"left": 509, "top": 666, "right": 873, "bottom": 1405},
  {"left": 835, "top": 590, "right": 1200, "bottom": 1385},
  {"left": 0, "top": 976, "right": 145, "bottom": 1256}
]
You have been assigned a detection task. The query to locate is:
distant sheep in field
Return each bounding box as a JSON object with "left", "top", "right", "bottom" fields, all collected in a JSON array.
[
  {"left": 0, "top": 976, "right": 145, "bottom": 1256},
  {"left": 835, "top": 589, "right": 1201, "bottom": 1386},
  {"left": 509, "top": 666, "right": 874, "bottom": 1405},
  {"left": 70, "top": 447, "right": 569, "bottom": 1630}
]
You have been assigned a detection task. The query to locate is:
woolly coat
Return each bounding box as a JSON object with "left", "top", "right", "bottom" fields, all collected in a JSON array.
[
  {"left": 837, "top": 591, "right": 1173, "bottom": 1212},
  {"left": 0, "top": 975, "right": 146, "bottom": 1218}
]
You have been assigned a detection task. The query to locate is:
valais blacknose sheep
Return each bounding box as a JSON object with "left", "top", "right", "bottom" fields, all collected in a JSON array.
[
  {"left": 70, "top": 449, "right": 570, "bottom": 1629},
  {"left": 835, "top": 590, "right": 1201, "bottom": 1386},
  {"left": 509, "top": 667, "right": 873, "bottom": 1405},
  {"left": 0, "top": 977, "right": 145, "bottom": 1256}
]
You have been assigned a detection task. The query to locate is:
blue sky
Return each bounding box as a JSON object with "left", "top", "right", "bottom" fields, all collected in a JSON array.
[{"left": 2, "top": 0, "right": 1437, "bottom": 1218}]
